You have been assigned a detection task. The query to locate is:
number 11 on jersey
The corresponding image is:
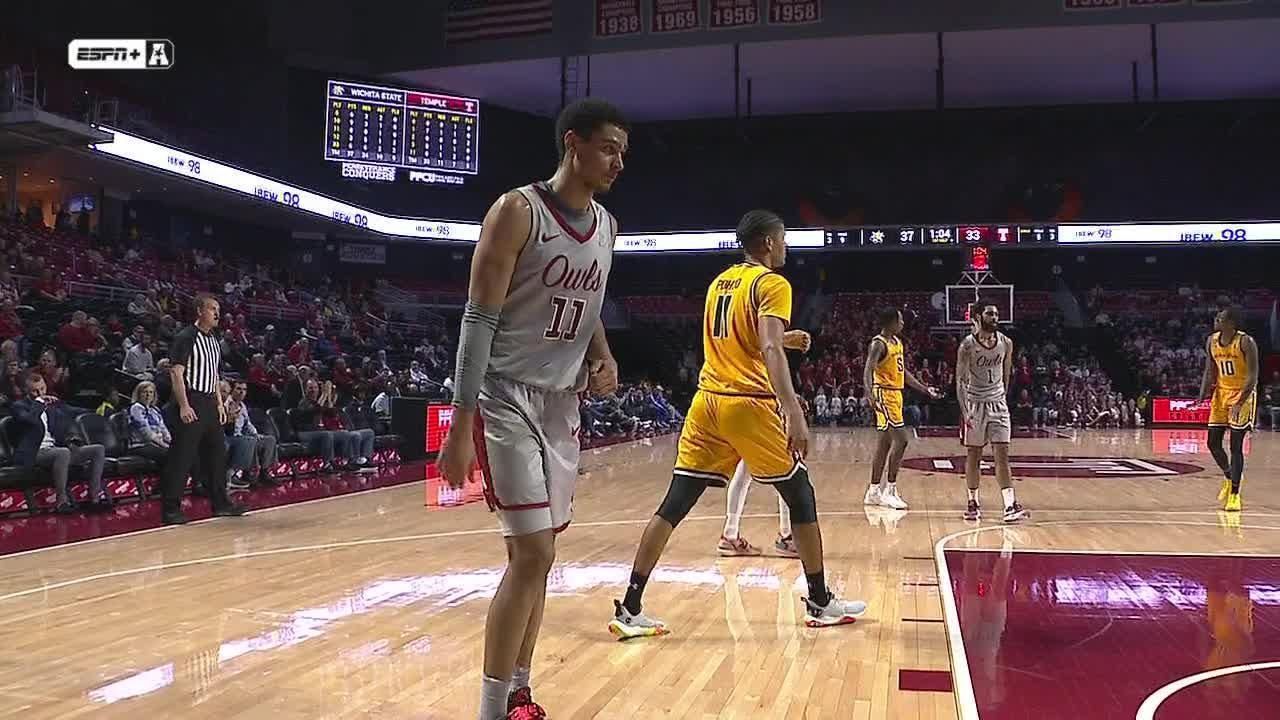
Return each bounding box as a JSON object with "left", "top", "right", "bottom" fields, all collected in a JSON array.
[{"left": 712, "top": 294, "right": 731, "bottom": 339}]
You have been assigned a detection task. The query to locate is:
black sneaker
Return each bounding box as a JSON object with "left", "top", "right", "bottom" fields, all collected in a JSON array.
[
  {"left": 963, "top": 500, "right": 981, "bottom": 521},
  {"left": 213, "top": 503, "right": 247, "bottom": 517},
  {"left": 162, "top": 510, "right": 189, "bottom": 525}
]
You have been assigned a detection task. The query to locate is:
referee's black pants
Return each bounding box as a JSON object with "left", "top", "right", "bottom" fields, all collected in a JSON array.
[{"left": 161, "top": 391, "right": 230, "bottom": 513}]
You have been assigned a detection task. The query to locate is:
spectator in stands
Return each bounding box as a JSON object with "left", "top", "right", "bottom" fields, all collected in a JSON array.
[
  {"left": 122, "top": 333, "right": 156, "bottom": 380},
  {"left": 0, "top": 359, "right": 22, "bottom": 402},
  {"left": 223, "top": 379, "right": 277, "bottom": 487},
  {"left": 0, "top": 267, "right": 18, "bottom": 306},
  {"left": 11, "top": 371, "right": 110, "bottom": 513},
  {"left": 57, "top": 311, "right": 98, "bottom": 355},
  {"left": 371, "top": 381, "right": 397, "bottom": 434},
  {"left": 1015, "top": 389, "right": 1034, "bottom": 427},
  {"left": 123, "top": 325, "right": 145, "bottom": 353},
  {"left": 283, "top": 364, "right": 314, "bottom": 409},
  {"left": 127, "top": 381, "right": 171, "bottom": 462},
  {"left": 315, "top": 379, "right": 374, "bottom": 468},
  {"left": 814, "top": 388, "right": 829, "bottom": 425},
  {"left": 292, "top": 378, "right": 339, "bottom": 468},
  {"left": 35, "top": 349, "right": 69, "bottom": 397},
  {"left": 128, "top": 293, "right": 150, "bottom": 318},
  {"left": 32, "top": 268, "right": 67, "bottom": 303}
]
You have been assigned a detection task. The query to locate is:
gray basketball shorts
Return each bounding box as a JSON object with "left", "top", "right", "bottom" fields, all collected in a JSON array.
[
  {"left": 471, "top": 375, "right": 580, "bottom": 537},
  {"left": 961, "top": 398, "right": 1012, "bottom": 447}
]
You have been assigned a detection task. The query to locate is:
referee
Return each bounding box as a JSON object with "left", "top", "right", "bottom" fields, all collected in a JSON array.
[{"left": 160, "top": 294, "right": 245, "bottom": 525}]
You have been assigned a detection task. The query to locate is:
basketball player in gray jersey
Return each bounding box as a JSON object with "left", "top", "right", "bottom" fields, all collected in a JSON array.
[
  {"left": 955, "top": 303, "right": 1028, "bottom": 523},
  {"left": 437, "top": 98, "right": 628, "bottom": 720}
]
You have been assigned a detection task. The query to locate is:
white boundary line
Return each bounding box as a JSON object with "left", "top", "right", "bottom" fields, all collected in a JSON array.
[
  {"left": 1135, "top": 661, "right": 1280, "bottom": 720},
  {"left": 933, "top": 519, "right": 1280, "bottom": 720},
  {"left": 0, "top": 433, "right": 673, "bottom": 562}
]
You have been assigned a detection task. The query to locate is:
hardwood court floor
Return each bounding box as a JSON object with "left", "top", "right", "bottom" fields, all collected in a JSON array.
[{"left": 0, "top": 427, "right": 1276, "bottom": 719}]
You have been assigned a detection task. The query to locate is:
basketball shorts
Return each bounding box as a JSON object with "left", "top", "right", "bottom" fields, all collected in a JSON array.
[
  {"left": 673, "top": 390, "right": 804, "bottom": 486},
  {"left": 1209, "top": 388, "right": 1256, "bottom": 431},
  {"left": 873, "top": 387, "right": 904, "bottom": 431},
  {"left": 962, "top": 398, "right": 1012, "bottom": 447},
  {"left": 472, "top": 375, "right": 580, "bottom": 537}
]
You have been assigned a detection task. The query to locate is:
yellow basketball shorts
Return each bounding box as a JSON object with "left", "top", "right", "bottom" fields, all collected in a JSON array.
[
  {"left": 1209, "top": 388, "right": 1256, "bottom": 431},
  {"left": 873, "top": 387, "right": 904, "bottom": 431},
  {"left": 673, "top": 390, "right": 804, "bottom": 486}
]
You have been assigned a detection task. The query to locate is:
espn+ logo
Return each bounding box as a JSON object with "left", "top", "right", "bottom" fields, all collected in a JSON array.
[{"left": 69, "top": 40, "right": 174, "bottom": 70}]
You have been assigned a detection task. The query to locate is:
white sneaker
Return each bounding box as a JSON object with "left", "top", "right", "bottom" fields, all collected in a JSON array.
[
  {"left": 608, "top": 599, "right": 670, "bottom": 641},
  {"left": 804, "top": 593, "right": 868, "bottom": 627},
  {"left": 863, "top": 484, "right": 882, "bottom": 506},
  {"left": 879, "top": 484, "right": 909, "bottom": 510}
]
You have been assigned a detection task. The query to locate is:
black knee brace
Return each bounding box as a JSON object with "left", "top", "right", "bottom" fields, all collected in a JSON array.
[
  {"left": 772, "top": 467, "right": 818, "bottom": 524},
  {"left": 655, "top": 474, "right": 709, "bottom": 527}
]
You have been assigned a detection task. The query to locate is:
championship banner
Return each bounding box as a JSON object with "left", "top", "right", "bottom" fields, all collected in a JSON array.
[
  {"left": 767, "top": 0, "right": 821, "bottom": 24},
  {"left": 709, "top": 0, "right": 761, "bottom": 28},
  {"left": 1063, "top": 0, "right": 1121, "bottom": 9},
  {"left": 650, "top": 0, "right": 700, "bottom": 33},
  {"left": 596, "top": 0, "right": 643, "bottom": 37},
  {"left": 339, "top": 242, "right": 386, "bottom": 265}
]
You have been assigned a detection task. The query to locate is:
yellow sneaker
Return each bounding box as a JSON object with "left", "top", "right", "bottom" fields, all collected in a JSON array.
[
  {"left": 1218, "top": 479, "right": 1231, "bottom": 503},
  {"left": 1225, "top": 492, "right": 1242, "bottom": 513}
]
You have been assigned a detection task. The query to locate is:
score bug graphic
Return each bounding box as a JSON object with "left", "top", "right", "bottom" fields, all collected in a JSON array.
[{"left": 69, "top": 39, "right": 174, "bottom": 70}]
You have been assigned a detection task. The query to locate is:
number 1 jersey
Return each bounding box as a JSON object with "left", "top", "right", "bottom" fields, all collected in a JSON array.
[
  {"left": 487, "top": 183, "right": 616, "bottom": 393},
  {"left": 698, "top": 263, "right": 792, "bottom": 397}
]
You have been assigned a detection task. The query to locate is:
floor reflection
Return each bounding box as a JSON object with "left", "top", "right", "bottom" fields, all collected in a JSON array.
[{"left": 87, "top": 560, "right": 785, "bottom": 704}]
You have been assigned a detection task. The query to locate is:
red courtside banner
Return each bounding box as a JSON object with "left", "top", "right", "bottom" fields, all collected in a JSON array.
[
  {"left": 426, "top": 403, "right": 454, "bottom": 453},
  {"left": 1152, "top": 397, "right": 1211, "bottom": 424}
]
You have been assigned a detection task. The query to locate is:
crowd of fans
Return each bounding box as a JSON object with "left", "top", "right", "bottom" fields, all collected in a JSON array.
[{"left": 0, "top": 210, "right": 682, "bottom": 513}]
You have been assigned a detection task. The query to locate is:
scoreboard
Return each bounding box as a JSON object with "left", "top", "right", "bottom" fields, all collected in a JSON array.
[
  {"left": 324, "top": 80, "right": 479, "bottom": 181},
  {"left": 823, "top": 224, "right": 1056, "bottom": 248}
]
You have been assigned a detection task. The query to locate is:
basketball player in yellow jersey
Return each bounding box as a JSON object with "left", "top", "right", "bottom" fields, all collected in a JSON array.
[
  {"left": 863, "top": 307, "right": 942, "bottom": 510},
  {"left": 609, "top": 210, "right": 867, "bottom": 638},
  {"left": 1199, "top": 306, "right": 1258, "bottom": 512}
]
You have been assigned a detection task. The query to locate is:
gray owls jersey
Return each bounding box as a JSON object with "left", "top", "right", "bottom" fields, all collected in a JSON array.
[
  {"left": 487, "top": 182, "right": 617, "bottom": 393},
  {"left": 963, "top": 331, "right": 1011, "bottom": 403}
]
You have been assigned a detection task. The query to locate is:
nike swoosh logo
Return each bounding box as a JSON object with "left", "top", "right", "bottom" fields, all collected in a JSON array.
[{"left": 541, "top": 233, "right": 560, "bottom": 244}]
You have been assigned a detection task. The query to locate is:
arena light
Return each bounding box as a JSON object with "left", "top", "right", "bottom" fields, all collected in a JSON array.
[
  {"left": 1059, "top": 222, "right": 1280, "bottom": 244},
  {"left": 87, "top": 126, "right": 823, "bottom": 252}
]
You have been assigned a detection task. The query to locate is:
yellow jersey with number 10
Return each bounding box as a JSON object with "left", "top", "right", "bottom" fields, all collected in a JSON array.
[
  {"left": 697, "top": 263, "right": 792, "bottom": 398},
  {"left": 873, "top": 334, "right": 905, "bottom": 390},
  {"left": 1210, "top": 331, "right": 1249, "bottom": 392}
]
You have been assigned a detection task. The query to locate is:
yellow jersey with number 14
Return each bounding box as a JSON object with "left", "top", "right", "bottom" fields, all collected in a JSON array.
[
  {"left": 697, "top": 263, "right": 792, "bottom": 398},
  {"left": 1210, "top": 331, "right": 1249, "bottom": 393},
  {"left": 873, "top": 334, "right": 905, "bottom": 390}
]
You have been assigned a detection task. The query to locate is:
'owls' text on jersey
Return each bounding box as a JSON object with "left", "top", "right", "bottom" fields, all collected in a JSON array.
[
  {"left": 962, "top": 331, "right": 1011, "bottom": 402},
  {"left": 487, "top": 182, "right": 617, "bottom": 392}
]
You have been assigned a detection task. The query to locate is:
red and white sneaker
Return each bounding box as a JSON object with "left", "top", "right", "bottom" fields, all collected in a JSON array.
[
  {"left": 506, "top": 687, "right": 546, "bottom": 719},
  {"left": 717, "top": 535, "right": 762, "bottom": 557}
]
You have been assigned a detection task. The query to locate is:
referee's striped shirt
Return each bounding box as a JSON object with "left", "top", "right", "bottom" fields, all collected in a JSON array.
[{"left": 170, "top": 324, "right": 221, "bottom": 394}]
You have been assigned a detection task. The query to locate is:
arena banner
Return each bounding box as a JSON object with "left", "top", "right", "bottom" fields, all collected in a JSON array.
[
  {"left": 1151, "top": 397, "right": 1210, "bottom": 424},
  {"left": 339, "top": 242, "right": 386, "bottom": 264}
]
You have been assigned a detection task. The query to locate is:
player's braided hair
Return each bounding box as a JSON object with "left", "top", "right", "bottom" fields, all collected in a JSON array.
[{"left": 736, "top": 209, "right": 784, "bottom": 253}]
